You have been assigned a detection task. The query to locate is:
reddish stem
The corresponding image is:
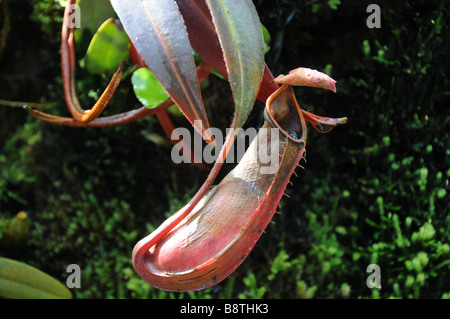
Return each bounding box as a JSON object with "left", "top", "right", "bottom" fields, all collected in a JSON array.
[{"left": 61, "top": 0, "right": 123, "bottom": 122}]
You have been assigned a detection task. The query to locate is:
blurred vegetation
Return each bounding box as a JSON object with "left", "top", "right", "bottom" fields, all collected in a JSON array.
[{"left": 0, "top": 0, "right": 449, "bottom": 299}]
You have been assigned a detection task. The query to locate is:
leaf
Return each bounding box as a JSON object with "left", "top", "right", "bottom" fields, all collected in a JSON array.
[
  {"left": 131, "top": 67, "right": 170, "bottom": 109},
  {"left": 0, "top": 257, "right": 72, "bottom": 299},
  {"left": 204, "top": 0, "right": 265, "bottom": 128},
  {"left": 85, "top": 19, "right": 130, "bottom": 76},
  {"left": 176, "top": 0, "right": 276, "bottom": 103},
  {"left": 176, "top": 0, "right": 227, "bottom": 79},
  {"left": 132, "top": 68, "right": 182, "bottom": 116},
  {"left": 261, "top": 23, "right": 271, "bottom": 54},
  {"left": 110, "top": 0, "right": 213, "bottom": 143},
  {"left": 75, "top": 0, "right": 117, "bottom": 45}
]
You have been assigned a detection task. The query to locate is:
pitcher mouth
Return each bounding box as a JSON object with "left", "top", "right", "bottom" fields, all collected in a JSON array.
[{"left": 264, "top": 84, "right": 307, "bottom": 145}]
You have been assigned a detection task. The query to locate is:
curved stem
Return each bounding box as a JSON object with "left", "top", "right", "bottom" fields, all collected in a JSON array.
[
  {"left": 0, "top": 99, "right": 48, "bottom": 109},
  {"left": 26, "top": 101, "right": 168, "bottom": 127},
  {"left": 61, "top": 0, "right": 123, "bottom": 122},
  {"left": 28, "top": 61, "right": 212, "bottom": 127}
]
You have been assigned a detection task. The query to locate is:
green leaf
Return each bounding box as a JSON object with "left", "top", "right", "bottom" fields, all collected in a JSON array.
[
  {"left": 0, "top": 257, "right": 72, "bottom": 299},
  {"left": 131, "top": 67, "right": 170, "bottom": 109},
  {"left": 328, "top": 0, "right": 341, "bottom": 10},
  {"left": 75, "top": 0, "right": 117, "bottom": 45},
  {"left": 205, "top": 0, "right": 265, "bottom": 128},
  {"left": 85, "top": 19, "right": 130, "bottom": 76},
  {"left": 261, "top": 23, "right": 271, "bottom": 54},
  {"left": 111, "top": 0, "right": 213, "bottom": 143}
]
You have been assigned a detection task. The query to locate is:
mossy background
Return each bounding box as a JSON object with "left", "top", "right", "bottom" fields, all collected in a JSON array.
[{"left": 0, "top": 0, "right": 449, "bottom": 299}]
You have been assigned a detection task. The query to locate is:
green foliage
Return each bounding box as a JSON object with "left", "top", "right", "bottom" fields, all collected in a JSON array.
[
  {"left": 85, "top": 19, "right": 130, "bottom": 76},
  {"left": 327, "top": 0, "right": 341, "bottom": 10},
  {"left": 0, "top": 122, "right": 41, "bottom": 207},
  {"left": 261, "top": 23, "right": 271, "bottom": 54},
  {"left": 312, "top": 0, "right": 342, "bottom": 13},
  {"left": 30, "top": 0, "right": 64, "bottom": 43},
  {"left": 0, "top": 212, "right": 30, "bottom": 250},
  {"left": 74, "top": 0, "right": 117, "bottom": 46},
  {"left": 131, "top": 67, "right": 170, "bottom": 109},
  {"left": 0, "top": 257, "right": 72, "bottom": 299}
]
